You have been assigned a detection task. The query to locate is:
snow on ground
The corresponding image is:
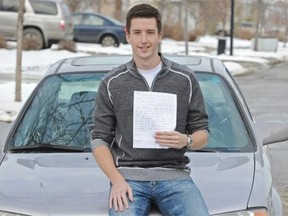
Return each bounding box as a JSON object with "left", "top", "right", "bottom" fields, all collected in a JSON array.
[{"left": 1, "top": 36, "right": 288, "bottom": 122}]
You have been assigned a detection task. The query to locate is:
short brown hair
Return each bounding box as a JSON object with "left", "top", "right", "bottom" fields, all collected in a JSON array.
[{"left": 126, "top": 3, "right": 162, "bottom": 34}]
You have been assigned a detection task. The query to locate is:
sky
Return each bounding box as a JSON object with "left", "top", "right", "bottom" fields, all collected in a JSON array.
[{"left": 0, "top": 35, "right": 288, "bottom": 122}]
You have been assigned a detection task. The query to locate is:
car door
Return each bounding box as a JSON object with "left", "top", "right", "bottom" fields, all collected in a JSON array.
[
  {"left": 75, "top": 14, "right": 107, "bottom": 43},
  {"left": 83, "top": 14, "right": 108, "bottom": 43},
  {"left": 0, "top": 0, "right": 20, "bottom": 39}
]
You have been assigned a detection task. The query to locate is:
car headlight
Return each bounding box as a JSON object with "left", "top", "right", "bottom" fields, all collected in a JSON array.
[
  {"left": 213, "top": 208, "right": 268, "bottom": 216},
  {"left": 0, "top": 211, "right": 30, "bottom": 216}
]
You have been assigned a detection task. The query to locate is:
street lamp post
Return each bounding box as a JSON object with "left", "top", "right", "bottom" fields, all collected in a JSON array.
[
  {"left": 230, "top": 0, "right": 234, "bottom": 56},
  {"left": 184, "top": 0, "right": 189, "bottom": 55}
]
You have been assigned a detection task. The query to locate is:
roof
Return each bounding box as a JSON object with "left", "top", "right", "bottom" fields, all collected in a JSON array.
[{"left": 45, "top": 54, "right": 230, "bottom": 77}]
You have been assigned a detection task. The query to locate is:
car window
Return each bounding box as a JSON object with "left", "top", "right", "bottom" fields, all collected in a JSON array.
[
  {"left": 0, "top": 0, "right": 19, "bottom": 12},
  {"left": 60, "top": 2, "right": 71, "bottom": 17},
  {"left": 105, "top": 16, "right": 124, "bottom": 25},
  {"left": 83, "top": 15, "right": 104, "bottom": 25},
  {"left": 73, "top": 14, "right": 83, "bottom": 25},
  {"left": 212, "top": 58, "right": 254, "bottom": 120},
  {"left": 11, "top": 73, "right": 102, "bottom": 149},
  {"left": 197, "top": 73, "right": 253, "bottom": 152},
  {"left": 30, "top": 0, "right": 57, "bottom": 15}
]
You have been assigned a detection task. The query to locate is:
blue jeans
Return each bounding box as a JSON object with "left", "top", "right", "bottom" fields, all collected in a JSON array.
[{"left": 109, "top": 178, "right": 209, "bottom": 216}]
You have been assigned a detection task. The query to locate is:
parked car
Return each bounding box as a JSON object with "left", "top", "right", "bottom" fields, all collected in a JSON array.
[
  {"left": 1, "top": 55, "right": 288, "bottom": 216},
  {"left": 0, "top": 0, "right": 73, "bottom": 49},
  {"left": 73, "top": 12, "right": 127, "bottom": 47}
]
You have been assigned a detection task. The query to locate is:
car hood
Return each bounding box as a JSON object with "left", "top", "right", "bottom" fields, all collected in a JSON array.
[{"left": 0, "top": 152, "right": 254, "bottom": 215}]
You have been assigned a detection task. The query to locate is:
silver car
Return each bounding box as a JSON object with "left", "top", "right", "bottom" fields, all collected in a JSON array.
[
  {"left": 1, "top": 55, "right": 288, "bottom": 216},
  {"left": 0, "top": 0, "right": 73, "bottom": 49}
]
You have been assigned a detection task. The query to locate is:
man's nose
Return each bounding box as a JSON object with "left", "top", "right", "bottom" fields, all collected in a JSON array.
[{"left": 141, "top": 33, "right": 148, "bottom": 43}]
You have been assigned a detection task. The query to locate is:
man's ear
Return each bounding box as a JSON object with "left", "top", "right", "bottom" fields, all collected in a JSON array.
[
  {"left": 158, "top": 31, "right": 163, "bottom": 40},
  {"left": 125, "top": 27, "right": 130, "bottom": 43}
]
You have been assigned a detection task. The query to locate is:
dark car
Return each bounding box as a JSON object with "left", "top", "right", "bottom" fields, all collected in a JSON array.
[
  {"left": 73, "top": 12, "right": 127, "bottom": 47},
  {"left": 1, "top": 55, "right": 288, "bottom": 215}
]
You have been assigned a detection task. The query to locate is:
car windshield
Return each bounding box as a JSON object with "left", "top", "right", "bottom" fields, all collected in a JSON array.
[
  {"left": 198, "top": 73, "right": 252, "bottom": 152},
  {"left": 9, "top": 72, "right": 252, "bottom": 152},
  {"left": 10, "top": 73, "right": 102, "bottom": 151}
]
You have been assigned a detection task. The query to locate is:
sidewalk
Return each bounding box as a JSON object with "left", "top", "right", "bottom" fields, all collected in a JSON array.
[{"left": 222, "top": 54, "right": 285, "bottom": 76}]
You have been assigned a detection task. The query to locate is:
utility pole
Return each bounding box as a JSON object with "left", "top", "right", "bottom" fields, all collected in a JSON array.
[
  {"left": 230, "top": 0, "right": 234, "bottom": 56},
  {"left": 184, "top": 0, "right": 189, "bottom": 55},
  {"left": 254, "top": 0, "right": 262, "bottom": 51},
  {"left": 15, "top": 0, "right": 25, "bottom": 102}
]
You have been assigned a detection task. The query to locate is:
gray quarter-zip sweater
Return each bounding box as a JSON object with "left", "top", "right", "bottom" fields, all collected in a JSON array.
[{"left": 91, "top": 54, "right": 209, "bottom": 181}]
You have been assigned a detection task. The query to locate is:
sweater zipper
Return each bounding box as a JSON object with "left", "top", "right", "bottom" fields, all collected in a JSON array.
[
  {"left": 137, "top": 73, "right": 152, "bottom": 91},
  {"left": 116, "top": 73, "right": 153, "bottom": 166},
  {"left": 138, "top": 70, "right": 163, "bottom": 92}
]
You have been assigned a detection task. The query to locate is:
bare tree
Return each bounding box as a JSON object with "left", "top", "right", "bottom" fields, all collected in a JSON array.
[
  {"left": 156, "top": 0, "right": 166, "bottom": 52},
  {"left": 66, "top": 0, "right": 82, "bottom": 13},
  {"left": 253, "top": 0, "right": 262, "bottom": 51},
  {"left": 200, "top": 0, "right": 230, "bottom": 35},
  {"left": 15, "top": 0, "right": 25, "bottom": 102},
  {"left": 189, "top": 1, "right": 206, "bottom": 35},
  {"left": 114, "top": 0, "right": 122, "bottom": 21},
  {"left": 285, "top": 0, "right": 288, "bottom": 47},
  {"left": 268, "top": 0, "right": 288, "bottom": 43},
  {"left": 216, "top": 0, "right": 230, "bottom": 32},
  {"left": 97, "top": 0, "right": 102, "bottom": 13}
]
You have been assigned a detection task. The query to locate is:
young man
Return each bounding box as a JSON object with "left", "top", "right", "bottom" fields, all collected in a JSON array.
[{"left": 91, "top": 3, "right": 210, "bottom": 216}]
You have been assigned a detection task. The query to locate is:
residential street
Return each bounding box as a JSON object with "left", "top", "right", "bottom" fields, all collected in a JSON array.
[{"left": 235, "top": 62, "right": 288, "bottom": 215}]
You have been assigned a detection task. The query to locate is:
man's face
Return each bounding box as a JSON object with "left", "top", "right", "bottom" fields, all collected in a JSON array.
[{"left": 126, "top": 18, "right": 162, "bottom": 60}]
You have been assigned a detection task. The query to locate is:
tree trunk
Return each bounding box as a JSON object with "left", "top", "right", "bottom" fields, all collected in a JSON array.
[
  {"left": 253, "top": 0, "right": 261, "bottom": 51},
  {"left": 15, "top": 0, "right": 25, "bottom": 102},
  {"left": 284, "top": 0, "right": 288, "bottom": 47},
  {"left": 114, "top": 0, "right": 122, "bottom": 21}
]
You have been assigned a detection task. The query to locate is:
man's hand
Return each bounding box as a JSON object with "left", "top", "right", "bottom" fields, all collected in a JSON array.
[
  {"left": 109, "top": 178, "right": 134, "bottom": 212},
  {"left": 155, "top": 130, "right": 209, "bottom": 150},
  {"left": 154, "top": 131, "right": 187, "bottom": 149},
  {"left": 93, "top": 146, "right": 134, "bottom": 211}
]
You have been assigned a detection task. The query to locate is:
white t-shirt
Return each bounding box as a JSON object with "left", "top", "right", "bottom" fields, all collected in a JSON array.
[{"left": 138, "top": 62, "right": 163, "bottom": 88}]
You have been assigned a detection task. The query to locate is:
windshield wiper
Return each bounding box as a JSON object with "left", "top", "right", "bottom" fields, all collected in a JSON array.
[
  {"left": 188, "top": 147, "right": 241, "bottom": 153},
  {"left": 9, "top": 143, "right": 91, "bottom": 153},
  {"left": 189, "top": 148, "right": 219, "bottom": 152}
]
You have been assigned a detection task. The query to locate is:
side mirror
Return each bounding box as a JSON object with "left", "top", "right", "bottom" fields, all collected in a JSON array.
[{"left": 255, "top": 121, "right": 288, "bottom": 145}]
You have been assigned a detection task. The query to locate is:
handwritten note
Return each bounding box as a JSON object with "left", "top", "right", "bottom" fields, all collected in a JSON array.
[{"left": 133, "top": 91, "right": 177, "bottom": 149}]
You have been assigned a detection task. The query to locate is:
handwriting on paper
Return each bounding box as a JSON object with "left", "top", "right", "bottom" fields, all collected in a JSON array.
[{"left": 133, "top": 91, "right": 177, "bottom": 149}]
